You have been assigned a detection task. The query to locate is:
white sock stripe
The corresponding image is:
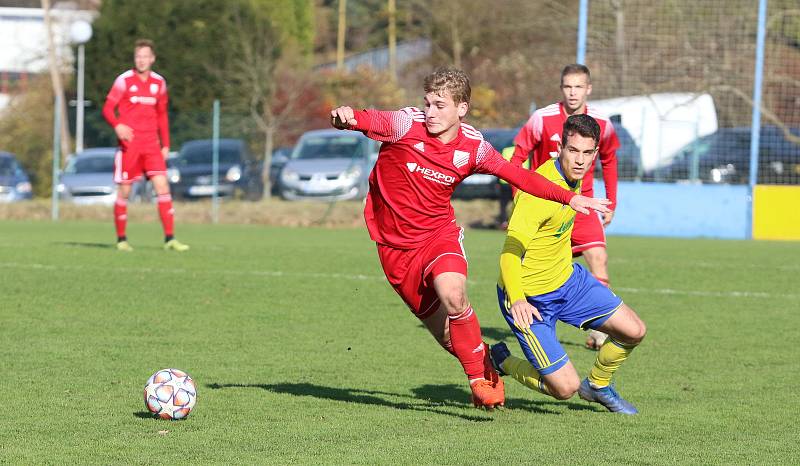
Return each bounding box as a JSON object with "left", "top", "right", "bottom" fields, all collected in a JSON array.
[
  {"left": 114, "top": 199, "right": 127, "bottom": 206},
  {"left": 157, "top": 194, "right": 172, "bottom": 202},
  {"left": 448, "top": 306, "right": 474, "bottom": 321}
]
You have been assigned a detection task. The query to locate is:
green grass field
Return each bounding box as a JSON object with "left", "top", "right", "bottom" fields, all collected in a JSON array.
[{"left": 1, "top": 220, "right": 798, "bottom": 464}]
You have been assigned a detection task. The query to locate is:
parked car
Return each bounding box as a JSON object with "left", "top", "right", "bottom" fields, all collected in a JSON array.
[
  {"left": 650, "top": 126, "right": 800, "bottom": 184},
  {"left": 57, "top": 147, "right": 154, "bottom": 205},
  {"left": 0, "top": 151, "right": 32, "bottom": 202},
  {"left": 169, "top": 139, "right": 263, "bottom": 200},
  {"left": 58, "top": 148, "right": 117, "bottom": 205},
  {"left": 453, "top": 127, "right": 518, "bottom": 199},
  {"left": 278, "top": 129, "right": 379, "bottom": 201}
]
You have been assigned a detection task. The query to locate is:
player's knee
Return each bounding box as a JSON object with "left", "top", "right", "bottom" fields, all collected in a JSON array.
[
  {"left": 549, "top": 381, "right": 579, "bottom": 400},
  {"left": 441, "top": 290, "right": 468, "bottom": 315},
  {"left": 631, "top": 319, "right": 647, "bottom": 344}
]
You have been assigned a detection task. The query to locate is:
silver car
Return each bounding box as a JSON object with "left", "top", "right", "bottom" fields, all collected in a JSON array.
[
  {"left": 58, "top": 148, "right": 149, "bottom": 205},
  {"left": 278, "top": 129, "right": 378, "bottom": 201}
]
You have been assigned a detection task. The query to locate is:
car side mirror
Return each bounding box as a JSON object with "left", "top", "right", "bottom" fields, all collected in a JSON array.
[{"left": 272, "top": 153, "right": 289, "bottom": 166}]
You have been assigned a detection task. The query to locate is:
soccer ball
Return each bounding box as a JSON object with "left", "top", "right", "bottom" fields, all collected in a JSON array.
[{"left": 143, "top": 368, "right": 197, "bottom": 420}]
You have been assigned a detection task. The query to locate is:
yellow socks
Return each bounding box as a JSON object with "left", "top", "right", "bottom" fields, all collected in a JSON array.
[
  {"left": 501, "top": 355, "right": 550, "bottom": 395},
  {"left": 588, "top": 338, "right": 636, "bottom": 387}
]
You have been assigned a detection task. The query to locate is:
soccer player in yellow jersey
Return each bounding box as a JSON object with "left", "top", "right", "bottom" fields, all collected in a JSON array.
[{"left": 490, "top": 114, "right": 646, "bottom": 414}]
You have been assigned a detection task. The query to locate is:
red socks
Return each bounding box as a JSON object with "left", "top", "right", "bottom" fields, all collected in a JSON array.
[
  {"left": 448, "top": 306, "right": 486, "bottom": 381},
  {"left": 157, "top": 193, "right": 174, "bottom": 238},
  {"left": 114, "top": 198, "right": 127, "bottom": 239}
]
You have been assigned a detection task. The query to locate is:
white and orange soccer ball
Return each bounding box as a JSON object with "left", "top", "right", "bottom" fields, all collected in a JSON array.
[{"left": 143, "top": 368, "right": 197, "bottom": 420}]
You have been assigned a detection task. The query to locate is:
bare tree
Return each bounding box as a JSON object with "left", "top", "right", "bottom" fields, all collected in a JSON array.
[
  {"left": 222, "top": 5, "right": 320, "bottom": 197},
  {"left": 41, "top": 0, "right": 72, "bottom": 156}
]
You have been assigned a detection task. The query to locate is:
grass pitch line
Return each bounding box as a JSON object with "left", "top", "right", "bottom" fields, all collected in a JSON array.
[{"left": 0, "top": 261, "right": 796, "bottom": 300}]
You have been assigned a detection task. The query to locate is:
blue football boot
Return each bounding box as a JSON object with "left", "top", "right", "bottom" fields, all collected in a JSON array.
[
  {"left": 578, "top": 378, "right": 638, "bottom": 415},
  {"left": 488, "top": 342, "right": 511, "bottom": 376}
]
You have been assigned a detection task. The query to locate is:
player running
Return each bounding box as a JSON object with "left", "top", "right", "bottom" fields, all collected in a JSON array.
[
  {"left": 103, "top": 39, "right": 188, "bottom": 252},
  {"left": 330, "top": 68, "right": 610, "bottom": 409},
  {"left": 511, "top": 64, "right": 618, "bottom": 349},
  {"left": 491, "top": 114, "right": 646, "bottom": 414}
]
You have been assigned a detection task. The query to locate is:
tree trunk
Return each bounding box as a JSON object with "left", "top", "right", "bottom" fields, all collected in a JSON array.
[
  {"left": 261, "top": 125, "right": 275, "bottom": 199},
  {"left": 42, "top": 0, "right": 72, "bottom": 157},
  {"left": 612, "top": 0, "right": 627, "bottom": 96},
  {"left": 451, "top": 10, "right": 462, "bottom": 69}
]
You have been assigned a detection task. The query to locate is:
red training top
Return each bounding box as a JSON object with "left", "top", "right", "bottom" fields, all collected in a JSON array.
[
  {"left": 511, "top": 102, "right": 619, "bottom": 210},
  {"left": 102, "top": 69, "right": 170, "bottom": 148}
]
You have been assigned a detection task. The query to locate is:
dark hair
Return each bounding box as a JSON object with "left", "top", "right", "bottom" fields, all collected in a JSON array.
[
  {"left": 563, "top": 114, "right": 600, "bottom": 146},
  {"left": 560, "top": 63, "right": 591, "bottom": 84},
  {"left": 423, "top": 67, "right": 471, "bottom": 104},
  {"left": 134, "top": 39, "right": 155, "bottom": 54}
]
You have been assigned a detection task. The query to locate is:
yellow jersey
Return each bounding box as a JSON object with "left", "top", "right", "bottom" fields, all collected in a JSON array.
[{"left": 498, "top": 158, "right": 582, "bottom": 301}]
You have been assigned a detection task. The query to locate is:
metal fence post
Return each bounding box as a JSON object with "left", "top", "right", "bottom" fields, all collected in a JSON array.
[
  {"left": 577, "top": 0, "right": 588, "bottom": 64},
  {"left": 747, "top": 0, "right": 768, "bottom": 239},
  {"left": 212, "top": 99, "right": 220, "bottom": 224},
  {"left": 51, "top": 95, "right": 61, "bottom": 222}
]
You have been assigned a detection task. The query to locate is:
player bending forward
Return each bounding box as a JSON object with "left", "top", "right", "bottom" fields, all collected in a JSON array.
[
  {"left": 330, "top": 68, "right": 610, "bottom": 409},
  {"left": 491, "top": 114, "right": 646, "bottom": 414}
]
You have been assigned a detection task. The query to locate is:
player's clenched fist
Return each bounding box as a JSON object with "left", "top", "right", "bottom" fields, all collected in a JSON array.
[{"left": 330, "top": 106, "right": 358, "bottom": 129}]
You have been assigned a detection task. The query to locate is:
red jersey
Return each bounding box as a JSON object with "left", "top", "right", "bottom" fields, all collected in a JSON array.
[
  {"left": 102, "top": 70, "right": 170, "bottom": 148},
  {"left": 351, "top": 107, "right": 576, "bottom": 249},
  {"left": 511, "top": 102, "right": 619, "bottom": 210}
]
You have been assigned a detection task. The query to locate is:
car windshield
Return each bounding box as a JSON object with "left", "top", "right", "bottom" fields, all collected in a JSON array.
[
  {"left": 178, "top": 146, "right": 242, "bottom": 165},
  {"left": 0, "top": 157, "right": 15, "bottom": 176},
  {"left": 483, "top": 130, "right": 516, "bottom": 152},
  {"left": 64, "top": 155, "right": 115, "bottom": 174},
  {"left": 293, "top": 136, "right": 364, "bottom": 160}
]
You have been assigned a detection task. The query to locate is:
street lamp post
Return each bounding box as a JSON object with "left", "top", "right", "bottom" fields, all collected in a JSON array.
[{"left": 70, "top": 20, "right": 92, "bottom": 154}]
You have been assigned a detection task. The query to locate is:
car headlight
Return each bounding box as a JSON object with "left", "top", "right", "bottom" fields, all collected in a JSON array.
[
  {"left": 167, "top": 167, "right": 181, "bottom": 184},
  {"left": 225, "top": 165, "right": 242, "bottom": 182},
  {"left": 339, "top": 165, "right": 362, "bottom": 182},
  {"left": 710, "top": 164, "right": 736, "bottom": 183},
  {"left": 281, "top": 169, "right": 299, "bottom": 183}
]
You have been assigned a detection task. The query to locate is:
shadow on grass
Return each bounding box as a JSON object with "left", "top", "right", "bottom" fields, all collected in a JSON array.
[
  {"left": 133, "top": 411, "right": 155, "bottom": 419},
  {"left": 208, "top": 381, "right": 599, "bottom": 417},
  {"left": 207, "top": 382, "right": 492, "bottom": 422},
  {"left": 412, "top": 384, "right": 598, "bottom": 414},
  {"left": 57, "top": 241, "right": 114, "bottom": 249}
]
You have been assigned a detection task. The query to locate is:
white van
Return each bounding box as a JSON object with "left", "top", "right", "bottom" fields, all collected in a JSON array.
[{"left": 590, "top": 93, "right": 718, "bottom": 172}]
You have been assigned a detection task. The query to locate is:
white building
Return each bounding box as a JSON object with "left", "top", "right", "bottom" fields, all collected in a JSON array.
[{"left": 0, "top": 5, "right": 95, "bottom": 110}]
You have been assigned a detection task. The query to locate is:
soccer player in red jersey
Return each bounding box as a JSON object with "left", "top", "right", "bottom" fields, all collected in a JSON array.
[
  {"left": 102, "top": 39, "right": 188, "bottom": 252},
  {"left": 511, "top": 64, "right": 618, "bottom": 349},
  {"left": 330, "top": 68, "right": 610, "bottom": 408}
]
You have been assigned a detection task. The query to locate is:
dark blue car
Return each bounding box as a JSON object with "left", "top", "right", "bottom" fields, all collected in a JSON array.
[
  {"left": 0, "top": 152, "right": 33, "bottom": 202},
  {"left": 169, "top": 139, "right": 264, "bottom": 200},
  {"left": 651, "top": 126, "right": 800, "bottom": 184}
]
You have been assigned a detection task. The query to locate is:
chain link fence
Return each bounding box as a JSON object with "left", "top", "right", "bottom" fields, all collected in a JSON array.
[{"left": 585, "top": 0, "right": 800, "bottom": 185}]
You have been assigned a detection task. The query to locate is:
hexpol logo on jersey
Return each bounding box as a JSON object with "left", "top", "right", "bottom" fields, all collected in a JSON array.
[
  {"left": 405, "top": 162, "right": 456, "bottom": 185},
  {"left": 452, "top": 150, "right": 470, "bottom": 168}
]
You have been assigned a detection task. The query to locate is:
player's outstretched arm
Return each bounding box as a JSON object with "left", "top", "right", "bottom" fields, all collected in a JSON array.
[
  {"left": 329, "top": 107, "right": 414, "bottom": 144},
  {"left": 569, "top": 195, "right": 611, "bottom": 215},
  {"left": 476, "top": 142, "right": 610, "bottom": 215},
  {"left": 331, "top": 106, "right": 358, "bottom": 129}
]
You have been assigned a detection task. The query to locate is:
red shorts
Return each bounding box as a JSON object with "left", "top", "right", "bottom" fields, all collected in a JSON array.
[
  {"left": 113, "top": 133, "right": 166, "bottom": 185},
  {"left": 377, "top": 225, "right": 468, "bottom": 320},
  {"left": 571, "top": 210, "right": 606, "bottom": 255}
]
